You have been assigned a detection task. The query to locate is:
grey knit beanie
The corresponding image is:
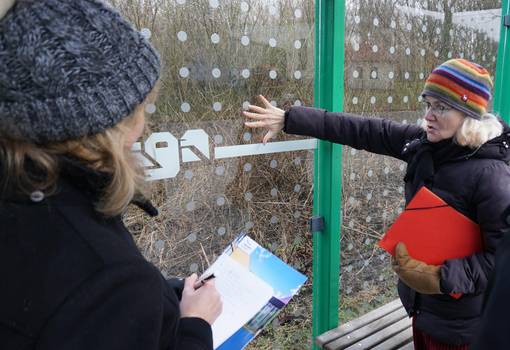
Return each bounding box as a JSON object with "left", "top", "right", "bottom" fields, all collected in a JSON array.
[{"left": 0, "top": 0, "right": 161, "bottom": 143}]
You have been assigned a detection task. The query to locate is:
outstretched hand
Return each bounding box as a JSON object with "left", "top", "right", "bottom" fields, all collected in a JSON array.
[{"left": 243, "top": 95, "right": 285, "bottom": 144}]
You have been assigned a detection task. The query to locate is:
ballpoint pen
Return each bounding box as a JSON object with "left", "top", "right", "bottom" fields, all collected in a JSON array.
[{"left": 193, "top": 272, "right": 216, "bottom": 290}]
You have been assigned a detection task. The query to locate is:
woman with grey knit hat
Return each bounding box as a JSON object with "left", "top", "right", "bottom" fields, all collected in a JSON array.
[
  {"left": 0, "top": 1, "right": 221, "bottom": 349},
  {"left": 243, "top": 59, "right": 510, "bottom": 349}
]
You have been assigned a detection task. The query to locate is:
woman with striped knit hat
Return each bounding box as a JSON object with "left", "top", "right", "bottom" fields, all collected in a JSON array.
[{"left": 243, "top": 58, "right": 510, "bottom": 349}]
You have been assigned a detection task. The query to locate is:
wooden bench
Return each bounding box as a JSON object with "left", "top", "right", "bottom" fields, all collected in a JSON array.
[{"left": 316, "top": 299, "right": 414, "bottom": 350}]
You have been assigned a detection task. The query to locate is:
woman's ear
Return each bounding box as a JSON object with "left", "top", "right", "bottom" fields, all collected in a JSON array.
[{"left": 0, "top": 0, "right": 17, "bottom": 20}]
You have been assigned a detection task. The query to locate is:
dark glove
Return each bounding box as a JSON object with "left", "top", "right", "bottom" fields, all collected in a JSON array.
[{"left": 392, "top": 242, "right": 441, "bottom": 294}]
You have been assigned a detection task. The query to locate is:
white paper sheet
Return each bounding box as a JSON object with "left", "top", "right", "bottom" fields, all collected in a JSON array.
[{"left": 205, "top": 254, "right": 274, "bottom": 348}]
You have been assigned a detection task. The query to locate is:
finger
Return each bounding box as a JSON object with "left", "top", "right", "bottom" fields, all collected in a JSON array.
[
  {"left": 243, "top": 111, "right": 267, "bottom": 120},
  {"left": 395, "top": 242, "right": 408, "bottom": 257},
  {"left": 245, "top": 121, "right": 266, "bottom": 128},
  {"left": 257, "top": 95, "right": 272, "bottom": 108},
  {"left": 247, "top": 105, "right": 267, "bottom": 114},
  {"left": 262, "top": 131, "right": 276, "bottom": 144},
  {"left": 184, "top": 273, "right": 198, "bottom": 290}
]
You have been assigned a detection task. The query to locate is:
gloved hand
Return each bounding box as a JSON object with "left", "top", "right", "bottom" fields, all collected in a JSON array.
[{"left": 392, "top": 242, "right": 442, "bottom": 295}]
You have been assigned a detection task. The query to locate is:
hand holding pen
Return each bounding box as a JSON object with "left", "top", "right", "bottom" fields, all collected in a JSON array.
[
  {"left": 193, "top": 272, "right": 216, "bottom": 289},
  {"left": 179, "top": 272, "right": 222, "bottom": 325}
]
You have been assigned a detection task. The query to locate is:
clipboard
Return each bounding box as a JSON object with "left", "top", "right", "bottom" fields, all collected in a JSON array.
[{"left": 378, "top": 186, "right": 483, "bottom": 298}]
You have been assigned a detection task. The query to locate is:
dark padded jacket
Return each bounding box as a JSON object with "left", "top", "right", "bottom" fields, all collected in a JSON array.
[
  {"left": 284, "top": 106, "right": 510, "bottom": 345},
  {"left": 0, "top": 161, "right": 212, "bottom": 350}
]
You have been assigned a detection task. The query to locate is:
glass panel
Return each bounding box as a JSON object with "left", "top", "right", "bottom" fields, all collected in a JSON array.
[
  {"left": 109, "top": 0, "right": 315, "bottom": 348},
  {"left": 342, "top": 0, "right": 501, "bottom": 320}
]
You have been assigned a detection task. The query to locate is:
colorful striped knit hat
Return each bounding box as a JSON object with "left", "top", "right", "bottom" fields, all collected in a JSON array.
[{"left": 421, "top": 58, "right": 493, "bottom": 119}]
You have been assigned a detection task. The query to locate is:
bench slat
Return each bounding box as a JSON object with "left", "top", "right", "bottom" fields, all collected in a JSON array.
[
  {"left": 324, "top": 307, "right": 408, "bottom": 350},
  {"left": 362, "top": 323, "right": 412, "bottom": 350},
  {"left": 316, "top": 299, "right": 404, "bottom": 346},
  {"left": 398, "top": 340, "right": 415, "bottom": 350}
]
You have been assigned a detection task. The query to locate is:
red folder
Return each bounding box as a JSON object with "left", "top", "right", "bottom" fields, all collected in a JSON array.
[{"left": 378, "top": 187, "right": 483, "bottom": 298}]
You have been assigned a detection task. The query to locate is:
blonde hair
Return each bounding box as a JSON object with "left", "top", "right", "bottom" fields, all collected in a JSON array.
[
  {"left": 0, "top": 104, "right": 147, "bottom": 217},
  {"left": 420, "top": 113, "right": 503, "bottom": 149},
  {"left": 454, "top": 113, "right": 503, "bottom": 148}
]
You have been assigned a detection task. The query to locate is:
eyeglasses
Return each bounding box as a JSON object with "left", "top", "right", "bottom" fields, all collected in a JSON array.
[{"left": 422, "top": 101, "right": 452, "bottom": 118}]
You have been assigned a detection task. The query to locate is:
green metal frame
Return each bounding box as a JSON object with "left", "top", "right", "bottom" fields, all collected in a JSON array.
[
  {"left": 311, "top": 1, "right": 510, "bottom": 349},
  {"left": 311, "top": 0, "right": 345, "bottom": 348},
  {"left": 495, "top": 0, "right": 510, "bottom": 123}
]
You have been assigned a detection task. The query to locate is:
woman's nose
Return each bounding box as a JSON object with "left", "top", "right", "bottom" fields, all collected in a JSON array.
[{"left": 424, "top": 109, "right": 436, "bottom": 121}]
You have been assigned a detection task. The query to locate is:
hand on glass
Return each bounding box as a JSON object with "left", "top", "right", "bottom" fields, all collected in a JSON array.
[
  {"left": 243, "top": 95, "right": 285, "bottom": 144},
  {"left": 179, "top": 273, "right": 223, "bottom": 325}
]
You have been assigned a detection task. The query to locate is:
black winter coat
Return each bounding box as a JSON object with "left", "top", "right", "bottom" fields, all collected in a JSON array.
[
  {"left": 0, "top": 161, "right": 212, "bottom": 350},
  {"left": 284, "top": 106, "right": 510, "bottom": 345},
  {"left": 471, "top": 214, "right": 510, "bottom": 349}
]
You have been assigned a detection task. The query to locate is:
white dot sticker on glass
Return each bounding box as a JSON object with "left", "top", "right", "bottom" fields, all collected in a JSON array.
[
  {"left": 240, "top": 1, "right": 249, "bottom": 12},
  {"left": 216, "top": 196, "right": 225, "bottom": 206},
  {"left": 270, "top": 159, "right": 277, "bottom": 168},
  {"left": 243, "top": 132, "right": 251, "bottom": 142},
  {"left": 244, "top": 163, "right": 252, "bottom": 172},
  {"left": 387, "top": 96, "right": 393, "bottom": 104},
  {"left": 269, "top": 70, "right": 277, "bottom": 79},
  {"left": 389, "top": 46, "right": 395, "bottom": 54},
  {"left": 177, "top": 31, "right": 187, "bottom": 42},
  {"left": 179, "top": 67, "right": 189, "bottom": 78},
  {"left": 388, "top": 71, "right": 394, "bottom": 79},
  {"left": 218, "top": 227, "right": 226, "bottom": 236},
  {"left": 294, "top": 40, "right": 302, "bottom": 49},
  {"left": 209, "top": 0, "right": 219, "bottom": 8},
  {"left": 211, "top": 33, "right": 220, "bottom": 44},
  {"left": 181, "top": 102, "right": 191, "bottom": 113},
  {"left": 242, "top": 101, "right": 250, "bottom": 110},
  {"left": 145, "top": 103, "right": 156, "bottom": 114},
  {"left": 373, "top": 17, "right": 379, "bottom": 26},
  {"left": 212, "top": 68, "right": 221, "bottom": 78},
  {"left": 405, "top": 47, "right": 411, "bottom": 55},
  {"left": 294, "top": 9, "right": 302, "bottom": 18},
  {"left": 370, "top": 96, "right": 376, "bottom": 104},
  {"left": 213, "top": 102, "right": 222, "bottom": 112},
  {"left": 353, "top": 43, "right": 360, "bottom": 51},
  {"left": 352, "top": 97, "right": 358, "bottom": 105},
  {"left": 241, "top": 35, "right": 250, "bottom": 46},
  {"left": 294, "top": 71, "right": 302, "bottom": 79},
  {"left": 241, "top": 69, "right": 250, "bottom": 79},
  {"left": 269, "top": 38, "right": 277, "bottom": 47},
  {"left": 270, "top": 188, "right": 278, "bottom": 197},
  {"left": 354, "top": 15, "right": 360, "bottom": 24}
]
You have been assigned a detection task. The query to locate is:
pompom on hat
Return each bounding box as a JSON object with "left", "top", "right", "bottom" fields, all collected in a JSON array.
[
  {"left": 422, "top": 58, "right": 493, "bottom": 119},
  {"left": 0, "top": 0, "right": 161, "bottom": 143}
]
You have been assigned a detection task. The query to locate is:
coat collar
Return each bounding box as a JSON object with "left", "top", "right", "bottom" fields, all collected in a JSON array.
[{"left": 1, "top": 156, "right": 158, "bottom": 217}]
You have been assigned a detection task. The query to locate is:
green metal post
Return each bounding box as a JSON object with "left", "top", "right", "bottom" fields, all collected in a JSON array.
[
  {"left": 494, "top": 0, "right": 510, "bottom": 123},
  {"left": 311, "top": 0, "right": 345, "bottom": 348}
]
